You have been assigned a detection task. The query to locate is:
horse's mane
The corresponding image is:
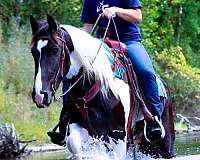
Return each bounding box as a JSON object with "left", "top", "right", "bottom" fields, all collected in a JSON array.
[{"left": 61, "top": 25, "right": 117, "bottom": 97}]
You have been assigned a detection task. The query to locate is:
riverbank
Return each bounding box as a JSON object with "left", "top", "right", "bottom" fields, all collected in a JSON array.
[{"left": 27, "top": 144, "right": 65, "bottom": 153}]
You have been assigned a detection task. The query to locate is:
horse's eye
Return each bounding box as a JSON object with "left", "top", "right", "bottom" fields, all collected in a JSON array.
[{"left": 52, "top": 47, "right": 59, "bottom": 54}]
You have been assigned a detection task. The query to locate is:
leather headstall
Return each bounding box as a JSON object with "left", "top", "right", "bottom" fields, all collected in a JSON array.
[{"left": 31, "top": 33, "right": 70, "bottom": 96}]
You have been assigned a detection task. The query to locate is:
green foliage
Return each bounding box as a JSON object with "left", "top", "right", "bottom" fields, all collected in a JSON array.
[
  {"left": 0, "top": 19, "right": 32, "bottom": 95},
  {"left": 156, "top": 46, "right": 186, "bottom": 69},
  {"left": 19, "top": 0, "right": 82, "bottom": 25},
  {"left": 156, "top": 46, "right": 200, "bottom": 115},
  {"left": 174, "top": 122, "right": 188, "bottom": 130},
  {"left": 0, "top": 80, "right": 6, "bottom": 114},
  {"left": 141, "top": 0, "right": 200, "bottom": 67},
  {"left": 0, "top": 93, "right": 61, "bottom": 142}
]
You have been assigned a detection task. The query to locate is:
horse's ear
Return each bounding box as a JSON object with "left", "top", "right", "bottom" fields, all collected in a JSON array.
[
  {"left": 47, "top": 14, "right": 57, "bottom": 33},
  {"left": 30, "top": 15, "right": 38, "bottom": 34}
]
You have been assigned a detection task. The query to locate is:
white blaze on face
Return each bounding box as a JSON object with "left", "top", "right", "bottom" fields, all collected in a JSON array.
[{"left": 34, "top": 40, "right": 48, "bottom": 105}]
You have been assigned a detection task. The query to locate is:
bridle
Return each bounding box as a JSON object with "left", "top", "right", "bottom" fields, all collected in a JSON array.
[
  {"left": 50, "top": 36, "right": 67, "bottom": 96},
  {"left": 32, "top": 33, "right": 69, "bottom": 99}
]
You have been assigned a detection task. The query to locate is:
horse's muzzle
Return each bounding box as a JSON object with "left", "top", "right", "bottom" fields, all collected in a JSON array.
[{"left": 32, "top": 90, "right": 52, "bottom": 108}]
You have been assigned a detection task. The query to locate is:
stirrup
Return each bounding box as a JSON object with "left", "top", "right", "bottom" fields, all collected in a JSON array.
[{"left": 143, "top": 116, "right": 165, "bottom": 142}]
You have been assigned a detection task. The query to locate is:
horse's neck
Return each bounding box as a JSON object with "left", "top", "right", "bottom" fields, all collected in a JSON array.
[
  {"left": 61, "top": 25, "right": 95, "bottom": 79},
  {"left": 62, "top": 25, "right": 118, "bottom": 98},
  {"left": 61, "top": 25, "right": 102, "bottom": 64}
]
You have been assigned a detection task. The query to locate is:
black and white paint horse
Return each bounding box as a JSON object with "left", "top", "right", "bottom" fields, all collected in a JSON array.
[{"left": 30, "top": 15, "right": 175, "bottom": 159}]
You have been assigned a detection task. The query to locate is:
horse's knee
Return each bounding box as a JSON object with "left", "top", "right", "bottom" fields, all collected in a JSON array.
[{"left": 66, "top": 123, "right": 89, "bottom": 155}]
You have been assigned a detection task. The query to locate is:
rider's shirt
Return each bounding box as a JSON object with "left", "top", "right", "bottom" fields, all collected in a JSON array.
[{"left": 81, "top": 0, "right": 142, "bottom": 42}]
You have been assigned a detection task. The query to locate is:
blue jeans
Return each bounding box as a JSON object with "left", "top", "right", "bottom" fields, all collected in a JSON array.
[{"left": 124, "top": 41, "right": 162, "bottom": 118}]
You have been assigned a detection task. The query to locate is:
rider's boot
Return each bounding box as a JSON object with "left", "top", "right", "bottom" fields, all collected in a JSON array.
[{"left": 144, "top": 116, "right": 165, "bottom": 142}]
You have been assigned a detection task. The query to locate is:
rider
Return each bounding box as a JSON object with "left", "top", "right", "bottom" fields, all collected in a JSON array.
[{"left": 80, "top": 0, "right": 164, "bottom": 141}]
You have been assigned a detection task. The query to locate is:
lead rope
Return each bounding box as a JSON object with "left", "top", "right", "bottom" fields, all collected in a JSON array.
[
  {"left": 55, "top": 74, "right": 84, "bottom": 101},
  {"left": 90, "top": 13, "right": 103, "bottom": 35}
]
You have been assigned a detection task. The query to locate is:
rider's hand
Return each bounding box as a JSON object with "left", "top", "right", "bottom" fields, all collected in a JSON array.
[{"left": 102, "top": 7, "right": 118, "bottom": 19}]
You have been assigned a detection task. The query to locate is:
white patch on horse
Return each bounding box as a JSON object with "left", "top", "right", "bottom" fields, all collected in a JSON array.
[
  {"left": 61, "top": 25, "right": 119, "bottom": 98},
  {"left": 34, "top": 40, "right": 48, "bottom": 104},
  {"left": 65, "top": 123, "right": 89, "bottom": 158},
  {"left": 113, "top": 78, "right": 130, "bottom": 132},
  {"left": 66, "top": 51, "right": 82, "bottom": 79}
]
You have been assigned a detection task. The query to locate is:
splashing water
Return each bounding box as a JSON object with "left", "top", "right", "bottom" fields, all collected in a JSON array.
[
  {"left": 65, "top": 137, "right": 154, "bottom": 160},
  {"left": 24, "top": 132, "right": 200, "bottom": 160}
]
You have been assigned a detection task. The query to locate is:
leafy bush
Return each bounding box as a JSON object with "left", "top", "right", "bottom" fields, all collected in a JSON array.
[
  {"left": 155, "top": 46, "right": 200, "bottom": 116},
  {"left": 0, "top": 18, "right": 33, "bottom": 95}
]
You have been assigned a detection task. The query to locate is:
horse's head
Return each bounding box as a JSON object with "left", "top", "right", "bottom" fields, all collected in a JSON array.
[{"left": 30, "top": 15, "right": 73, "bottom": 108}]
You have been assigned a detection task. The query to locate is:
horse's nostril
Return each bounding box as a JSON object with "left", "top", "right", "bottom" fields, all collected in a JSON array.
[
  {"left": 40, "top": 90, "right": 50, "bottom": 105},
  {"left": 40, "top": 90, "right": 48, "bottom": 97}
]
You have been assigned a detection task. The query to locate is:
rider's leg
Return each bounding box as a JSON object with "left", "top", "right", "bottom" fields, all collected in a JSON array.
[
  {"left": 125, "top": 41, "right": 162, "bottom": 118},
  {"left": 125, "top": 41, "right": 164, "bottom": 141}
]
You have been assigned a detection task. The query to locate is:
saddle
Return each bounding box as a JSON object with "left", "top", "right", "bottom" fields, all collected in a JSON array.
[
  {"left": 103, "top": 38, "right": 128, "bottom": 82},
  {"left": 104, "top": 37, "right": 127, "bottom": 56}
]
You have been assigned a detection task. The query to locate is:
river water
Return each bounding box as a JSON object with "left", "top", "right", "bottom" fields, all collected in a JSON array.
[{"left": 21, "top": 132, "right": 200, "bottom": 160}]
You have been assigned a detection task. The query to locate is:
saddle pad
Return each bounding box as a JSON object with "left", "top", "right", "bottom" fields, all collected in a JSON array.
[
  {"left": 156, "top": 76, "right": 168, "bottom": 98},
  {"left": 103, "top": 42, "right": 128, "bottom": 82}
]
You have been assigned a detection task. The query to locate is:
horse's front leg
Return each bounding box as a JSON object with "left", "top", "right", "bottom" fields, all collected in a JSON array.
[
  {"left": 65, "top": 123, "right": 89, "bottom": 159},
  {"left": 111, "top": 139, "right": 127, "bottom": 160}
]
